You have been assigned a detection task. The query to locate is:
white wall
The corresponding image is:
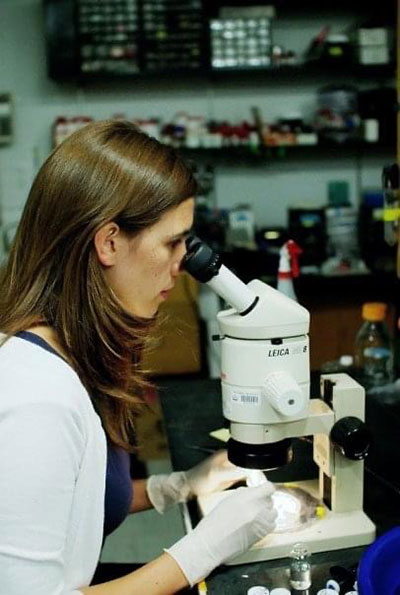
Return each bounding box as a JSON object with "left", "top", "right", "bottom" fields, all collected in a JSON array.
[{"left": 0, "top": 0, "right": 393, "bottom": 234}]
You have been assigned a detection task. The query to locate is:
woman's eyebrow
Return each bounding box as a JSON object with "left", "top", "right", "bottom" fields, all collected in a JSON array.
[{"left": 166, "top": 229, "right": 192, "bottom": 241}]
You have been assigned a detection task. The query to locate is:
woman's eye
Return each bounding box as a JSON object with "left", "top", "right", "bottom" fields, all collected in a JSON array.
[{"left": 169, "top": 238, "right": 182, "bottom": 249}]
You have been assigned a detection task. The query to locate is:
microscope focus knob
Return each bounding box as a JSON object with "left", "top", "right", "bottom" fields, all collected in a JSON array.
[
  {"left": 330, "top": 416, "right": 372, "bottom": 460},
  {"left": 262, "top": 371, "right": 306, "bottom": 417}
]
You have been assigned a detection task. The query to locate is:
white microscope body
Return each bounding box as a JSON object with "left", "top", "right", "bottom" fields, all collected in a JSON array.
[
  {"left": 217, "top": 277, "right": 310, "bottom": 445},
  {"left": 184, "top": 238, "right": 375, "bottom": 561}
]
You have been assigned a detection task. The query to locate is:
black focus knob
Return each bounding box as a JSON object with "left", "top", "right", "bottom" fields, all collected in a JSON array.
[{"left": 330, "top": 416, "right": 372, "bottom": 460}]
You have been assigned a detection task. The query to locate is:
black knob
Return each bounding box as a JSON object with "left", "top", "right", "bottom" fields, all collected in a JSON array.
[
  {"left": 211, "top": 334, "right": 224, "bottom": 341},
  {"left": 330, "top": 416, "right": 372, "bottom": 460}
]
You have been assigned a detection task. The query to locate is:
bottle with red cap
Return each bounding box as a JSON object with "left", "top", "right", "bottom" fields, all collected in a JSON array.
[{"left": 277, "top": 240, "right": 302, "bottom": 301}]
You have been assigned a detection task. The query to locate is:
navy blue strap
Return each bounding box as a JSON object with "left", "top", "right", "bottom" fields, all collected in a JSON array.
[{"left": 15, "top": 330, "right": 66, "bottom": 362}]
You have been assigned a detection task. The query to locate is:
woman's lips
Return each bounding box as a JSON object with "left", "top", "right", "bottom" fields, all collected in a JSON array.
[
  {"left": 160, "top": 289, "right": 171, "bottom": 300},
  {"left": 160, "top": 283, "right": 174, "bottom": 299}
]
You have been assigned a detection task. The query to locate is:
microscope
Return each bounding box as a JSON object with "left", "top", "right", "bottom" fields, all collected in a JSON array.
[{"left": 184, "top": 236, "right": 375, "bottom": 563}]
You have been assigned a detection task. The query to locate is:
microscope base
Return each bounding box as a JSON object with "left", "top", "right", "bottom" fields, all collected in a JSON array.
[{"left": 197, "top": 479, "right": 375, "bottom": 564}]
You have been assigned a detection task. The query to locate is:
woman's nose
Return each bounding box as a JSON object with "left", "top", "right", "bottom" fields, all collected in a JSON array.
[{"left": 171, "top": 261, "right": 181, "bottom": 276}]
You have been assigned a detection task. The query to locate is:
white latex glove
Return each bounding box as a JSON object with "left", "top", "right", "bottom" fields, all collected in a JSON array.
[
  {"left": 185, "top": 449, "right": 256, "bottom": 495},
  {"left": 146, "top": 450, "right": 263, "bottom": 513},
  {"left": 165, "top": 482, "right": 276, "bottom": 587},
  {"left": 146, "top": 471, "right": 191, "bottom": 514}
]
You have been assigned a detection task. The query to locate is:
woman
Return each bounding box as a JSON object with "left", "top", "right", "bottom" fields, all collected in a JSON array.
[{"left": 0, "top": 120, "right": 276, "bottom": 594}]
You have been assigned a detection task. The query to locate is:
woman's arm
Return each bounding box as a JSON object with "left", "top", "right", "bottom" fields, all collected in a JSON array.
[
  {"left": 129, "top": 479, "right": 153, "bottom": 512},
  {"left": 81, "top": 553, "right": 188, "bottom": 594},
  {"left": 84, "top": 481, "right": 277, "bottom": 595}
]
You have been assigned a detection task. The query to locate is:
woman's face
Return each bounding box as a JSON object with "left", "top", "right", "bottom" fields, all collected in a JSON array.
[{"left": 104, "top": 198, "right": 195, "bottom": 318}]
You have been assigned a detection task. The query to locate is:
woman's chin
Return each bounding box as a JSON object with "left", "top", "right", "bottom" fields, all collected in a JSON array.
[{"left": 130, "top": 303, "right": 159, "bottom": 320}]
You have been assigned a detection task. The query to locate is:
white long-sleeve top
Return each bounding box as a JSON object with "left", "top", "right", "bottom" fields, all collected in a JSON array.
[{"left": 0, "top": 336, "right": 107, "bottom": 594}]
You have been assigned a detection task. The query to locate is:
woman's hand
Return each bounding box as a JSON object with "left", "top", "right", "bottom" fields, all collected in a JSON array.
[
  {"left": 166, "top": 482, "right": 277, "bottom": 586},
  {"left": 184, "top": 449, "right": 258, "bottom": 495},
  {"left": 146, "top": 450, "right": 266, "bottom": 513}
]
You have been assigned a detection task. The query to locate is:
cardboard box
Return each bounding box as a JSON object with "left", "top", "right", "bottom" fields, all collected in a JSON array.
[
  {"left": 357, "top": 45, "right": 390, "bottom": 65},
  {"left": 136, "top": 274, "right": 201, "bottom": 461},
  {"left": 356, "top": 28, "right": 389, "bottom": 46},
  {"left": 142, "top": 272, "right": 201, "bottom": 375},
  {"left": 135, "top": 387, "right": 169, "bottom": 461}
]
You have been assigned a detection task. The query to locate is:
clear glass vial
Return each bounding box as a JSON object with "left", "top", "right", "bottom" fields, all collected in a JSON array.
[{"left": 289, "top": 542, "right": 312, "bottom": 590}]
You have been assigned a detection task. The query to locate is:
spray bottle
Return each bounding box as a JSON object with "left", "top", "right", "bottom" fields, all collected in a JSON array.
[{"left": 277, "top": 240, "right": 302, "bottom": 301}]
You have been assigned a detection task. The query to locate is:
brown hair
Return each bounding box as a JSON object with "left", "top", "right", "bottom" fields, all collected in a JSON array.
[{"left": 0, "top": 120, "right": 197, "bottom": 449}]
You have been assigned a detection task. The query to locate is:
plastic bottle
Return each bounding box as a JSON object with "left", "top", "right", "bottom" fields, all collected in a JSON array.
[
  {"left": 277, "top": 240, "right": 302, "bottom": 301},
  {"left": 289, "top": 542, "right": 312, "bottom": 590},
  {"left": 354, "top": 302, "right": 393, "bottom": 388}
]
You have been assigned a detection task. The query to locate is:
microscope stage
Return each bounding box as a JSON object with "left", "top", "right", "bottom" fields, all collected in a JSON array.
[{"left": 197, "top": 479, "right": 375, "bottom": 564}]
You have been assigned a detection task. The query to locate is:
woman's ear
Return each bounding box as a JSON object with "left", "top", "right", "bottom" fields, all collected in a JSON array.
[{"left": 94, "top": 222, "right": 121, "bottom": 267}]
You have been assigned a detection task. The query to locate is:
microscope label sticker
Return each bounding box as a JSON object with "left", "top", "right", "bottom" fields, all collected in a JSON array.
[{"left": 231, "top": 392, "right": 260, "bottom": 406}]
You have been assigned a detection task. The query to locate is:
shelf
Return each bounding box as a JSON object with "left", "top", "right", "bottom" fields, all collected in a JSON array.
[
  {"left": 179, "top": 142, "right": 395, "bottom": 163},
  {"left": 208, "top": 62, "right": 396, "bottom": 83},
  {"left": 45, "top": 0, "right": 397, "bottom": 83},
  {"left": 205, "top": 0, "right": 396, "bottom": 20},
  {"left": 73, "top": 60, "right": 396, "bottom": 86}
]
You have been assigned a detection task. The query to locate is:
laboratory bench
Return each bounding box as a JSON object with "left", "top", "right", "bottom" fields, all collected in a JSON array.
[{"left": 157, "top": 375, "right": 400, "bottom": 594}]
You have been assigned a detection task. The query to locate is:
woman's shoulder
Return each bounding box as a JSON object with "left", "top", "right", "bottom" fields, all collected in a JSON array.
[{"left": 0, "top": 334, "right": 92, "bottom": 416}]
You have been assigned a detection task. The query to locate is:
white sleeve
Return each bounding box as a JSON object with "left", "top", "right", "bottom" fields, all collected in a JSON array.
[{"left": 0, "top": 400, "right": 86, "bottom": 594}]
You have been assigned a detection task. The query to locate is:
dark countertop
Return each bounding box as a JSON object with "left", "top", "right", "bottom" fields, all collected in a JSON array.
[{"left": 157, "top": 375, "right": 400, "bottom": 594}]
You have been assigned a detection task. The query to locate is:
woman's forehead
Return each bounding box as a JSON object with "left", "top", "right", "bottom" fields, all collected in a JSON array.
[{"left": 153, "top": 198, "right": 194, "bottom": 232}]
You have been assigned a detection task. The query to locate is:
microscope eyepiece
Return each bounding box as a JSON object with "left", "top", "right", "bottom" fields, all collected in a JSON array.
[
  {"left": 184, "top": 235, "right": 222, "bottom": 283},
  {"left": 184, "top": 236, "right": 258, "bottom": 314}
]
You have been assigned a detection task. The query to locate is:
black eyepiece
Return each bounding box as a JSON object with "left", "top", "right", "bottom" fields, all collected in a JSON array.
[{"left": 184, "top": 235, "right": 222, "bottom": 283}]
